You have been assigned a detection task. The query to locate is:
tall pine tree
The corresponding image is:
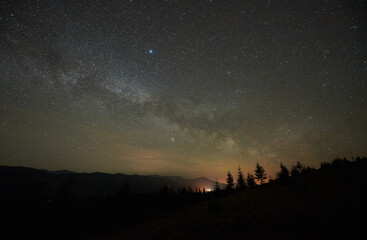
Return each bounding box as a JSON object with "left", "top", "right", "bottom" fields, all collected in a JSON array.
[
  {"left": 236, "top": 166, "right": 246, "bottom": 190},
  {"left": 254, "top": 162, "right": 267, "bottom": 185},
  {"left": 225, "top": 171, "right": 235, "bottom": 191}
]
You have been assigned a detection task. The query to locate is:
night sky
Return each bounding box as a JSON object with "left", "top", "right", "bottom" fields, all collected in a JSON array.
[{"left": 1, "top": 0, "right": 366, "bottom": 181}]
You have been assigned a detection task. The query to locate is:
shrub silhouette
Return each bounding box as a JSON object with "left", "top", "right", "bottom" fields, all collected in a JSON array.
[
  {"left": 331, "top": 157, "right": 352, "bottom": 168},
  {"left": 247, "top": 172, "right": 256, "bottom": 187},
  {"left": 301, "top": 165, "right": 316, "bottom": 175},
  {"left": 291, "top": 161, "right": 304, "bottom": 177},
  {"left": 277, "top": 163, "right": 290, "bottom": 184}
]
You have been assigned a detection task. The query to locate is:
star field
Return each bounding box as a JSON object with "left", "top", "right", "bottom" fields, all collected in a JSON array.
[{"left": 0, "top": 0, "right": 366, "bottom": 180}]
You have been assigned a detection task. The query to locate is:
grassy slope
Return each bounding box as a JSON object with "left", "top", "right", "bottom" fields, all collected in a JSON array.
[{"left": 98, "top": 165, "right": 366, "bottom": 240}]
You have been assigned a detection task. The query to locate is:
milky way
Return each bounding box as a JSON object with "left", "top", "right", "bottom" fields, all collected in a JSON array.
[{"left": 1, "top": 0, "right": 366, "bottom": 180}]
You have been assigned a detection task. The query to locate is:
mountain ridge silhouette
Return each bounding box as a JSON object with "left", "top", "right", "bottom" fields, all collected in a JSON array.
[{"left": 0, "top": 165, "right": 224, "bottom": 197}]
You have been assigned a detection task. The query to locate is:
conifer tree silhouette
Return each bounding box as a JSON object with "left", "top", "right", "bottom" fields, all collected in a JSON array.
[
  {"left": 254, "top": 162, "right": 267, "bottom": 185},
  {"left": 225, "top": 171, "right": 235, "bottom": 191},
  {"left": 236, "top": 166, "right": 246, "bottom": 190},
  {"left": 213, "top": 179, "right": 221, "bottom": 192}
]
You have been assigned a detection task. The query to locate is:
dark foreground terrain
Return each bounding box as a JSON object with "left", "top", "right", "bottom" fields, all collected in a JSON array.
[
  {"left": 1, "top": 158, "right": 366, "bottom": 239},
  {"left": 98, "top": 159, "right": 367, "bottom": 240}
]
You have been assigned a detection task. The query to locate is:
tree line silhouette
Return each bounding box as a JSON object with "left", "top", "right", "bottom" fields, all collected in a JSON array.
[
  {"left": 218, "top": 156, "right": 367, "bottom": 192},
  {"left": 221, "top": 162, "right": 277, "bottom": 192},
  {"left": 1, "top": 156, "right": 366, "bottom": 239}
]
